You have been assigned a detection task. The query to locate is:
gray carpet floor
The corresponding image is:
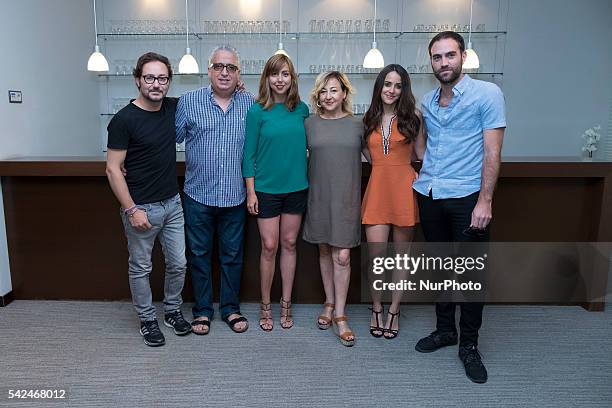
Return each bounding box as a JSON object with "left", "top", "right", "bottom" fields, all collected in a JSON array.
[{"left": 1, "top": 301, "right": 611, "bottom": 407}]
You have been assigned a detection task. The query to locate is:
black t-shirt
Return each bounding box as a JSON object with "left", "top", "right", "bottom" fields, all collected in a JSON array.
[{"left": 107, "top": 97, "right": 179, "bottom": 204}]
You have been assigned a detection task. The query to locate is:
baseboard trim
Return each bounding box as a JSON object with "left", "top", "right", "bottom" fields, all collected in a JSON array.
[{"left": 0, "top": 291, "right": 14, "bottom": 307}]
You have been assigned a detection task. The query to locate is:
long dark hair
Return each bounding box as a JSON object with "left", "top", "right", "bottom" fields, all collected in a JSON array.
[{"left": 363, "top": 64, "right": 421, "bottom": 143}]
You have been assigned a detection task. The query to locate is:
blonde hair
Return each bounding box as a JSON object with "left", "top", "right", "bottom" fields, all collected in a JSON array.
[
  {"left": 256, "top": 54, "right": 300, "bottom": 111},
  {"left": 309, "top": 71, "right": 354, "bottom": 116}
]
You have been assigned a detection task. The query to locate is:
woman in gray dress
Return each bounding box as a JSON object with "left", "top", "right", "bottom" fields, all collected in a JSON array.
[{"left": 303, "top": 71, "right": 363, "bottom": 347}]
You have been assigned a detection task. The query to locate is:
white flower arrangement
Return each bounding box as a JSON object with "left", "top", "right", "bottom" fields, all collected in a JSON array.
[{"left": 581, "top": 125, "right": 601, "bottom": 157}]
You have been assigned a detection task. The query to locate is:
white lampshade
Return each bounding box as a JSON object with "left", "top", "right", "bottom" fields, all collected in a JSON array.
[
  {"left": 363, "top": 42, "right": 384, "bottom": 69},
  {"left": 179, "top": 48, "right": 199, "bottom": 74},
  {"left": 463, "top": 42, "right": 480, "bottom": 69},
  {"left": 87, "top": 45, "right": 109, "bottom": 72},
  {"left": 274, "top": 42, "right": 289, "bottom": 57}
]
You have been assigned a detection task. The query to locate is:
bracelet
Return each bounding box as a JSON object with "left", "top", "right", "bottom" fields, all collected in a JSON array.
[{"left": 123, "top": 205, "right": 137, "bottom": 216}]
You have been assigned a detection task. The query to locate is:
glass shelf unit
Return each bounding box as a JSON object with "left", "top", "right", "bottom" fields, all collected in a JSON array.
[
  {"left": 101, "top": 111, "right": 370, "bottom": 117},
  {"left": 95, "top": 30, "right": 506, "bottom": 78},
  {"left": 97, "top": 32, "right": 404, "bottom": 41},
  {"left": 97, "top": 72, "right": 503, "bottom": 78},
  {"left": 96, "top": 28, "right": 507, "bottom": 152},
  {"left": 98, "top": 31, "right": 506, "bottom": 39}
]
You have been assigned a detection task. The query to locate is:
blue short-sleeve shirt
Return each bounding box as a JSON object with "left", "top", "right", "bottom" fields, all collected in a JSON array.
[{"left": 413, "top": 74, "right": 506, "bottom": 199}]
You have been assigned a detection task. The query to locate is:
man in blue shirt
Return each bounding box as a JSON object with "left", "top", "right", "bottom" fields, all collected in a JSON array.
[
  {"left": 413, "top": 32, "right": 506, "bottom": 384},
  {"left": 176, "top": 45, "right": 254, "bottom": 334}
]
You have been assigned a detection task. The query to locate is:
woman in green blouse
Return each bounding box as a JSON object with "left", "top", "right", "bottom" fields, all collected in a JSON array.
[{"left": 243, "top": 54, "right": 309, "bottom": 331}]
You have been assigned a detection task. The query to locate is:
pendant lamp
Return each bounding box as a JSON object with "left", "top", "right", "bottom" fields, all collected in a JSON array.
[
  {"left": 179, "top": 0, "right": 199, "bottom": 74},
  {"left": 463, "top": 0, "right": 480, "bottom": 69},
  {"left": 87, "top": 0, "right": 109, "bottom": 72},
  {"left": 363, "top": 0, "right": 384, "bottom": 69},
  {"left": 274, "top": 0, "right": 289, "bottom": 57}
]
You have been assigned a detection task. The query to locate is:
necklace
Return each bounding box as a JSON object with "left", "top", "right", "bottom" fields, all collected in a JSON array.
[{"left": 381, "top": 114, "right": 397, "bottom": 155}]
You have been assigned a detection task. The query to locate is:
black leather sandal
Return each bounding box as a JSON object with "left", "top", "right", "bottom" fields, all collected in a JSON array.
[
  {"left": 223, "top": 313, "right": 249, "bottom": 333},
  {"left": 384, "top": 310, "right": 400, "bottom": 339},
  {"left": 369, "top": 305, "right": 384, "bottom": 338},
  {"left": 191, "top": 318, "right": 210, "bottom": 335}
]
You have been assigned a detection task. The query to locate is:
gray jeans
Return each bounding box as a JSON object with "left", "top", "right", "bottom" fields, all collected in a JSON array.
[{"left": 121, "top": 193, "right": 187, "bottom": 321}]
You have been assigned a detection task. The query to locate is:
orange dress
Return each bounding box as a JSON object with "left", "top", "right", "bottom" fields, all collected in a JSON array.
[{"left": 361, "top": 121, "right": 419, "bottom": 226}]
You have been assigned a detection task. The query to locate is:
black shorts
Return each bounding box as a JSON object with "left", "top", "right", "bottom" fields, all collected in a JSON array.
[{"left": 256, "top": 189, "right": 308, "bottom": 219}]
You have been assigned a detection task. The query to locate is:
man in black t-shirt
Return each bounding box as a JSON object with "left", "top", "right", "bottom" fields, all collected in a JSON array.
[{"left": 106, "top": 52, "right": 191, "bottom": 347}]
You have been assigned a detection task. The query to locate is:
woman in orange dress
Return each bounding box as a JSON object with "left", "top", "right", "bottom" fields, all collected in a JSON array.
[{"left": 362, "top": 64, "right": 424, "bottom": 339}]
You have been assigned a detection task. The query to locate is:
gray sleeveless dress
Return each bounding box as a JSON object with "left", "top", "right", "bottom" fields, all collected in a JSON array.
[{"left": 302, "top": 115, "right": 364, "bottom": 248}]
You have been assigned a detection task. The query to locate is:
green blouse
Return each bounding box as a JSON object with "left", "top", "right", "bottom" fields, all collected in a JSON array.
[{"left": 242, "top": 101, "right": 310, "bottom": 194}]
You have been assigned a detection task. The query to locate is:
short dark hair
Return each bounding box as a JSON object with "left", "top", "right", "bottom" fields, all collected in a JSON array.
[
  {"left": 428, "top": 31, "right": 465, "bottom": 56},
  {"left": 132, "top": 52, "right": 173, "bottom": 80}
]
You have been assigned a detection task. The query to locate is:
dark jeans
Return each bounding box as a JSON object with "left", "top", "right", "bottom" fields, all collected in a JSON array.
[
  {"left": 416, "top": 191, "right": 488, "bottom": 347},
  {"left": 183, "top": 194, "right": 245, "bottom": 320}
]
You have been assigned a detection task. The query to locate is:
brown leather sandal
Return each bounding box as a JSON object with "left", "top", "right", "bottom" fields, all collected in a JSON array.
[
  {"left": 333, "top": 316, "right": 355, "bottom": 347},
  {"left": 280, "top": 298, "right": 294, "bottom": 329},
  {"left": 317, "top": 302, "right": 335, "bottom": 330},
  {"left": 259, "top": 302, "right": 273, "bottom": 332}
]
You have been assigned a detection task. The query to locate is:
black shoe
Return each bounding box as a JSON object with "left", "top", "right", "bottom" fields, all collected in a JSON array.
[
  {"left": 383, "top": 310, "right": 400, "bottom": 340},
  {"left": 415, "top": 330, "right": 458, "bottom": 353},
  {"left": 164, "top": 310, "right": 192, "bottom": 336},
  {"left": 140, "top": 320, "right": 166, "bottom": 347},
  {"left": 459, "top": 344, "right": 488, "bottom": 384},
  {"left": 368, "top": 305, "right": 384, "bottom": 338}
]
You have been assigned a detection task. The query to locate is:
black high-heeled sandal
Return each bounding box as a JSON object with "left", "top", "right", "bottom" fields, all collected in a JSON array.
[
  {"left": 384, "top": 310, "right": 400, "bottom": 339},
  {"left": 369, "top": 305, "right": 384, "bottom": 338}
]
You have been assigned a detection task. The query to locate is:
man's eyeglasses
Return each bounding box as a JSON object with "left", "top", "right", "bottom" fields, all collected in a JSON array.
[
  {"left": 142, "top": 75, "right": 170, "bottom": 85},
  {"left": 209, "top": 63, "right": 239, "bottom": 73}
]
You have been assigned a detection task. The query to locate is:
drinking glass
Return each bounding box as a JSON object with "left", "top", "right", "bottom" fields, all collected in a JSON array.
[
  {"left": 336, "top": 20, "right": 344, "bottom": 33},
  {"left": 345, "top": 20, "right": 353, "bottom": 33},
  {"left": 317, "top": 20, "right": 325, "bottom": 33}
]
